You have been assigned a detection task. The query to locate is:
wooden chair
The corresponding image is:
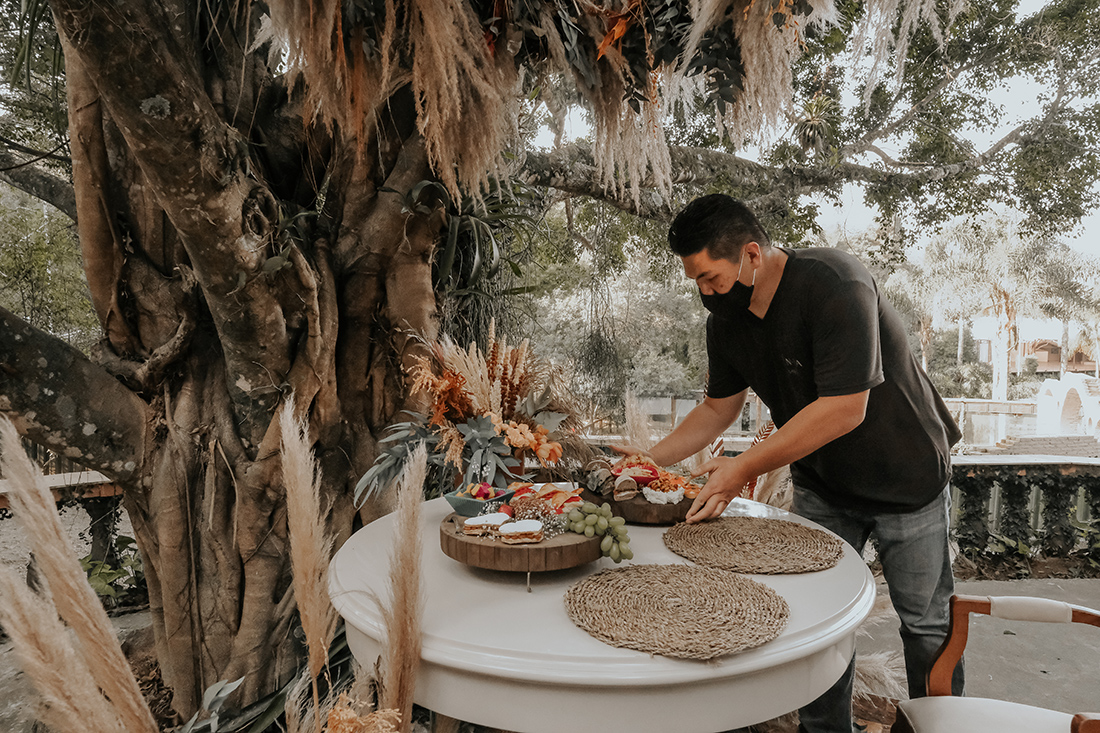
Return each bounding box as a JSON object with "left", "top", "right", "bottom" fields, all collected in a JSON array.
[{"left": 893, "top": 594, "right": 1100, "bottom": 733}]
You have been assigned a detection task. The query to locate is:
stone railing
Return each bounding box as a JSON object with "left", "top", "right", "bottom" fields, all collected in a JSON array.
[{"left": 951, "top": 455, "right": 1100, "bottom": 558}]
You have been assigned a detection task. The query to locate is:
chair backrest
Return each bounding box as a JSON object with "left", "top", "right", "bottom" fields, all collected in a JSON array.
[{"left": 927, "top": 594, "right": 1100, "bottom": 697}]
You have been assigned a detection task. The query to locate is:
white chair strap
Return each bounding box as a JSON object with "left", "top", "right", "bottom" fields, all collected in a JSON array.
[{"left": 988, "top": 596, "right": 1073, "bottom": 623}]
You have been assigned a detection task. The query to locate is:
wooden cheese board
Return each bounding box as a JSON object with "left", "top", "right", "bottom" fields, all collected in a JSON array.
[
  {"left": 439, "top": 513, "right": 602, "bottom": 572},
  {"left": 580, "top": 488, "right": 692, "bottom": 526}
]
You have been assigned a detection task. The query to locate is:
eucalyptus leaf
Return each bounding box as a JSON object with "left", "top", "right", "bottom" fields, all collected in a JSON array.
[{"left": 533, "top": 410, "right": 569, "bottom": 434}]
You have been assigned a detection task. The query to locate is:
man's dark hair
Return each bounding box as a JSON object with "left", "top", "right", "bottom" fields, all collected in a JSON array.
[{"left": 668, "top": 194, "right": 771, "bottom": 261}]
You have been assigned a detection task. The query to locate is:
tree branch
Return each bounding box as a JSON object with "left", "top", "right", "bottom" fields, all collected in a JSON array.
[
  {"left": 0, "top": 147, "right": 77, "bottom": 220},
  {"left": 0, "top": 307, "right": 149, "bottom": 481},
  {"left": 845, "top": 59, "right": 981, "bottom": 158},
  {"left": 522, "top": 143, "right": 777, "bottom": 220},
  {"left": 0, "top": 135, "right": 71, "bottom": 164},
  {"left": 522, "top": 133, "right": 1040, "bottom": 222}
]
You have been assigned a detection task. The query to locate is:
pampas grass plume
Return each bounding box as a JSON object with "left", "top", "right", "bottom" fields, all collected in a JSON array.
[
  {"left": 624, "top": 391, "right": 656, "bottom": 451},
  {"left": 0, "top": 566, "right": 126, "bottom": 733},
  {"left": 0, "top": 416, "right": 157, "bottom": 733},
  {"left": 378, "top": 443, "right": 427, "bottom": 733},
  {"left": 280, "top": 398, "right": 339, "bottom": 733}
]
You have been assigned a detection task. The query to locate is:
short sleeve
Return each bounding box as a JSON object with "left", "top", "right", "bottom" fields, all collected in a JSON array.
[
  {"left": 706, "top": 315, "right": 749, "bottom": 398},
  {"left": 808, "top": 277, "right": 884, "bottom": 396}
]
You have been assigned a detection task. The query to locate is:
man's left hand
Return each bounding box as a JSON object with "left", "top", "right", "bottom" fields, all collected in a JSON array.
[{"left": 686, "top": 456, "right": 753, "bottom": 523}]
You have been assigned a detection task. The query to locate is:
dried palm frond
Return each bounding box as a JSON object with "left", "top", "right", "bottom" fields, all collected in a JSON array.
[
  {"left": 280, "top": 398, "right": 340, "bottom": 733},
  {"left": 754, "top": 465, "right": 793, "bottom": 510},
  {"left": 0, "top": 417, "right": 158, "bottom": 733},
  {"left": 377, "top": 444, "right": 427, "bottom": 732}
]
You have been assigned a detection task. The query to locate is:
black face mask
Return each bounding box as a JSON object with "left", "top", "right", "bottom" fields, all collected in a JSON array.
[
  {"left": 699, "top": 251, "right": 755, "bottom": 317},
  {"left": 700, "top": 281, "right": 753, "bottom": 316}
]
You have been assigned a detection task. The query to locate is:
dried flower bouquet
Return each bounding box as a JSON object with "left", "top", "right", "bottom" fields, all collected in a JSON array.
[{"left": 355, "top": 323, "right": 586, "bottom": 503}]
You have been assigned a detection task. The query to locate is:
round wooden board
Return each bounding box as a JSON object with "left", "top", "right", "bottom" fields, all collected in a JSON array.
[
  {"left": 580, "top": 488, "right": 691, "bottom": 526},
  {"left": 440, "top": 514, "right": 602, "bottom": 572}
]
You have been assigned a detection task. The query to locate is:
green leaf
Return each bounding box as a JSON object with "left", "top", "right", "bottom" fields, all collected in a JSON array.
[
  {"left": 437, "top": 215, "right": 460, "bottom": 288},
  {"left": 262, "top": 255, "right": 288, "bottom": 274},
  {"left": 534, "top": 410, "right": 568, "bottom": 433},
  {"left": 243, "top": 690, "right": 287, "bottom": 733}
]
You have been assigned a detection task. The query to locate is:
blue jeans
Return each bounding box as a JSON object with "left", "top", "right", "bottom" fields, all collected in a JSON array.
[{"left": 792, "top": 485, "right": 964, "bottom": 733}]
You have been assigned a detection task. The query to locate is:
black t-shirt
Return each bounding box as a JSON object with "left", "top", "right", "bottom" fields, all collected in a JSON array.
[{"left": 706, "top": 247, "right": 961, "bottom": 512}]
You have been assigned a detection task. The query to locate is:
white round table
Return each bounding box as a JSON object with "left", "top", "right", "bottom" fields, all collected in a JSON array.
[{"left": 329, "top": 497, "right": 875, "bottom": 733}]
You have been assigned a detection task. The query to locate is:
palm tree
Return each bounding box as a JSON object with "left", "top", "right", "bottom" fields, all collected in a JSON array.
[
  {"left": 1068, "top": 262, "right": 1100, "bottom": 378},
  {"left": 931, "top": 219, "right": 1090, "bottom": 401},
  {"left": 1034, "top": 244, "right": 1099, "bottom": 377}
]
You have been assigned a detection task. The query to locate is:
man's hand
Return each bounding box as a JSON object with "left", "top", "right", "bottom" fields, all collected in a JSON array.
[
  {"left": 686, "top": 456, "right": 754, "bottom": 523},
  {"left": 607, "top": 444, "right": 652, "bottom": 468}
]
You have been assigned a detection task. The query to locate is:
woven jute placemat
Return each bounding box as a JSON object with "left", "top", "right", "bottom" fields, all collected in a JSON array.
[
  {"left": 563, "top": 564, "right": 789, "bottom": 660},
  {"left": 663, "top": 517, "right": 844, "bottom": 574}
]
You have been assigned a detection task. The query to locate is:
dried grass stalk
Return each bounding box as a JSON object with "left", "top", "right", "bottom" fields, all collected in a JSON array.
[
  {"left": 0, "top": 417, "right": 158, "bottom": 733},
  {"left": 378, "top": 443, "right": 427, "bottom": 733},
  {"left": 624, "top": 390, "right": 656, "bottom": 451},
  {"left": 0, "top": 566, "right": 127, "bottom": 733},
  {"left": 280, "top": 398, "right": 339, "bottom": 733},
  {"left": 327, "top": 693, "right": 401, "bottom": 733},
  {"left": 408, "top": 0, "right": 519, "bottom": 202},
  {"left": 850, "top": 0, "right": 967, "bottom": 107},
  {"left": 719, "top": 0, "right": 838, "bottom": 146},
  {"left": 854, "top": 650, "right": 908, "bottom": 702},
  {"left": 285, "top": 670, "right": 401, "bottom": 733},
  {"left": 267, "top": 0, "right": 404, "bottom": 149}
]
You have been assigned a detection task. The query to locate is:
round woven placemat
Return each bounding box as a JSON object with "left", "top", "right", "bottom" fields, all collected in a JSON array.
[
  {"left": 563, "top": 564, "right": 789, "bottom": 660},
  {"left": 663, "top": 517, "right": 844, "bottom": 574}
]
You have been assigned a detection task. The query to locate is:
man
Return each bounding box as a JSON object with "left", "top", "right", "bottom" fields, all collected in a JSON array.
[{"left": 613, "top": 194, "right": 964, "bottom": 733}]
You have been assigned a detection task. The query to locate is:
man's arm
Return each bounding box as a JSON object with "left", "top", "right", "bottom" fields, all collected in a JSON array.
[
  {"left": 685, "top": 390, "right": 869, "bottom": 523},
  {"left": 610, "top": 391, "right": 747, "bottom": 466}
]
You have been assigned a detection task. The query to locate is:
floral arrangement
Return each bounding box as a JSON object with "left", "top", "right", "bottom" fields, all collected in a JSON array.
[{"left": 355, "top": 323, "right": 586, "bottom": 504}]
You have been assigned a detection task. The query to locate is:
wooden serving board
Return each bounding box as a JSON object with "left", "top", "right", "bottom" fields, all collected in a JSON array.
[
  {"left": 439, "top": 514, "right": 602, "bottom": 572},
  {"left": 580, "top": 488, "right": 691, "bottom": 526}
]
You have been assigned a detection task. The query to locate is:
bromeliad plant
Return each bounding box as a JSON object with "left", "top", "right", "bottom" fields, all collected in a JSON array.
[{"left": 355, "top": 323, "right": 580, "bottom": 504}]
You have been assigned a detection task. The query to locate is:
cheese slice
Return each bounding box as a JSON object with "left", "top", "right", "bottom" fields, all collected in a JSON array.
[
  {"left": 498, "top": 519, "right": 542, "bottom": 535},
  {"left": 463, "top": 512, "right": 511, "bottom": 529}
]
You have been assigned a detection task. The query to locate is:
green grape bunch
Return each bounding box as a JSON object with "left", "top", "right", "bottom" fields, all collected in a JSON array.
[{"left": 567, "top": 501, "right": 633, "bottom": 563}]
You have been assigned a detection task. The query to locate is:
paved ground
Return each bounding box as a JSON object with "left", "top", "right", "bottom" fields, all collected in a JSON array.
[{"left": 857, "top": 577, "right": 1100, "bottom": 715}]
